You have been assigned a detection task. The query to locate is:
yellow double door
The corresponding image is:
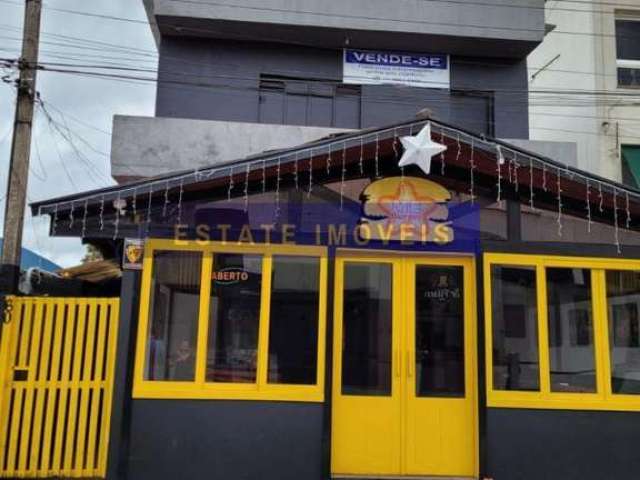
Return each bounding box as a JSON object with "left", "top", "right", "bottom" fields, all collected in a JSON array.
[{"left": 331, "top": 254, "right": 477, "bottom": 478}]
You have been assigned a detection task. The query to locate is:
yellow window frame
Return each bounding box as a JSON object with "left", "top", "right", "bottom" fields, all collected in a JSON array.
[
  {"left": 484, "top": 253, "right": 640, "bottom": 412},
  {"left": 133, "top": 239, "right": 329, "bottom": 402}
]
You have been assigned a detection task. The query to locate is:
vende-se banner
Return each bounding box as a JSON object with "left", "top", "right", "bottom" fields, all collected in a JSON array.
[{"left": 343, "top": 49, "right": 450, "bottom": 89}]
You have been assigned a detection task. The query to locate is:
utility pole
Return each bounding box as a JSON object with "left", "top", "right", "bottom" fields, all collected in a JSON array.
[{"left": 0, "top": 0, "right": 42, "bottom": 294}]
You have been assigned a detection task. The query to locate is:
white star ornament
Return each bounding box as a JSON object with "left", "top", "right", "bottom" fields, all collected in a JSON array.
[{"left": 398, "top": 123, "right": 447, "bottom": 176}]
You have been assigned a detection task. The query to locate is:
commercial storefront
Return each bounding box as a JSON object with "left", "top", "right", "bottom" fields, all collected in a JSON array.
[{"left": 31, "top": 118, "right": 640, "bottom": 480}]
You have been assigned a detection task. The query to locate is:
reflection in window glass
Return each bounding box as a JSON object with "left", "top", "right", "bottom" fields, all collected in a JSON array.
[
  {"left": 415, "top": 266, "right": 465, "bottom": 397},
  {"left": 547, "top": 268, "right": 596, "bottom": 393},
  {"left": 606, "top": 270, "right": 640, "bottom": 394},
  {"left": 342, "top": 263, "right": 392, "bottom": 396},
  {"left": 207, "top": 254, "right": 262, "bottom": 383},
  {"left": 145, "top": 251, "right": 202, "bottom": 381},
  {"left": 268, "top": 256, "right": 321, "bottom": 385},
  {"left": 491, "top": 266, "right": 540, "bottom": 391}
]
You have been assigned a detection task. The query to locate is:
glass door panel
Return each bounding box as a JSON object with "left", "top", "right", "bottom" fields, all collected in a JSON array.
[
  {"left": 405, "top": 259, "right": 475, "bottom": 477},
  {"left": 341, "top": 263, "right": 393, "bottom": 396},
  {"left": 332, "top": 258, "right": 402, "bottom": 476},
  {"left": 414, "top": 265, "right": 465, "bottom": 397}
]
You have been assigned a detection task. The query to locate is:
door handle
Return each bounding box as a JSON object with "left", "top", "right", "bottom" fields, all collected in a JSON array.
[
  {"left": 407, "top": 350, "right": 413, "bottom": 378},
  {"left": 395, "top": 349, "right": 401, "bottom": 377}
]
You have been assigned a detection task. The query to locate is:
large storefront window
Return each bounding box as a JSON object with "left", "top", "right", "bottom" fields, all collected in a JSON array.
[
  {"left": 485, "top": 254, "right": 640, "bottom": 411},
  {"left": 546, "top": 268, "right": 596, "bottom": 393},
  {"left": 207, "top": 254, "right": 263, "bottom": 384},
  {"left": 134, "top": 241, "right": 327, "bottom": 402},
  {"left": 268, "top": 256, "right": 321, "bottom": 385},
  {"left": 145, "top": 250, "right": 202, "bottom": 382},
  {"left": 606, "top": 270, "right": 640, "bottom": 394}
]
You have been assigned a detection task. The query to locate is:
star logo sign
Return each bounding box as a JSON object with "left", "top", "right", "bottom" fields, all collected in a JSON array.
[
  {"left": 377, "top": 179, "right": 441, "bottom": 223},
  {"left": 398, "top": 122, "right": 447, "bottom": 176}
]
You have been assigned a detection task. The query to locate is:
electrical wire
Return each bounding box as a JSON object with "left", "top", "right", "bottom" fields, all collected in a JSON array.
[
  {"left": 2, "top": 0, "right": 640, "bottom": 41},
  {"left": 3, "top": 57, "right": 639, "bottom": 139}
]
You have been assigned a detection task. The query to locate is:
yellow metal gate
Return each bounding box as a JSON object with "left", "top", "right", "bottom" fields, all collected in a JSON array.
[{"left": 0, "top": 297, "right": 119, "bottom": 478}]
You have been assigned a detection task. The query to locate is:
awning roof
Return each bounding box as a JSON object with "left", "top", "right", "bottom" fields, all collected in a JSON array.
[{"left": 30, "top": 116, "right": 640, "bottom": 233}]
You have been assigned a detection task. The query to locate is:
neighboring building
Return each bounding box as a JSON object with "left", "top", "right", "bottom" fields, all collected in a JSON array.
[
  {"left": 0, "top": 238, "right": 60, "bottom": 272},
  {"left": 528, "top": 0, "right": 640, "bottom": 184}
]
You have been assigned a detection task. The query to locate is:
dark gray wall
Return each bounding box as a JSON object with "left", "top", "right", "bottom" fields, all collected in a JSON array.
[
  {"left": 155, "top": 37, "right": 529, "bottom": 139},
  {"left": 485, "top": 408, "right": 640, "bottom": 480},
  {"left": 125, "top": 400, "right": 324, "bottom": 480}
]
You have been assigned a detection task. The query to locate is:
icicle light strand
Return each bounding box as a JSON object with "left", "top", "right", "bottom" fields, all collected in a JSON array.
[
  {"left": 626, "top": 192, "right": 631, "bottom": 230},
  {"left": 469, "top": 139, "right": 476, "bottom": 204},
  {"left": 529, "top": 157, "right": 535, "bottom": 210},
  {"left": 163, "top": 181, "right": 170, "bottom": 217},
  {"left": 613, "top": 187, "right": 621, "bottom": 254},
  {"left": 340, "top": 142, "right": 347, "bottom": 211},
  {"left": 81, "top": 199, "right": 88, "bottom": 238},
  {"left": 557, "top": 168, "right": 563, "bottom": 237},
  {"left": 113, "top": 194, "right": 121, "bottom": 240},
  {"left": 308, "top": 151, "right": 313, "bottom": 199},
  {"left": 68, "top": 201, "right": 75, "bottom": 229},
  {"left": 244, "top": 164, "right": 250, "bottom": 212},
  {"left": 33, "top": 117, "right": 640, "bottom": 241},
  {"left": 586, "top": 179, "right": 592, "bottom": 233},
  {"left": 99, "top": 197, "right": 105, "bottom": 231},
  {"left": 599, "top": 182, "right": 604, "bottom": 213},
  {"left": 177, "top": 179, "right": 184, "bottom": 226},
  {"left": 496, "top": 146, "right": 503, "bottom": 203},
  {"left": 275, "top": 158, "right": 281, "bottom": 221}
]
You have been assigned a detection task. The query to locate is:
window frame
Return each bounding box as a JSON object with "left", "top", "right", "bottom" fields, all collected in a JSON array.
[
  {"left": 616, "top": 15, "right": 640, "bottom": 89},
  {"left": 133, "top": 239, "right": 329, "bottom": 402},
  {"left": 484, "top": 253, "right": 640, "bottom": 412}
]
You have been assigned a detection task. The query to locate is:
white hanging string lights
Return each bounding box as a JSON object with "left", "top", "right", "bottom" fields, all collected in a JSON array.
[
  {"left": 469, "top": 139, "right": 476, "bottom": 204},
  {"left": 244, "top": 163, "right": 250, "bottom": 212},
  {"left": 586, "top": 179, "right": 592, "bottom": 233},
  {"left": 227, "top": 167, "right": 234, "bottom": 202},
  {"left": 35, "top": 118, "right": 639, "bottom": 252},
  {"left": 68, "top": 201, "right": 75, "bottom": 230},
  {"left": 340, "top": 141, "right": 347, "bottom": 211},
  {"left": 308, "top": 149, "right": 314, "bottom": 199},
  {"left": 496, "top": 145, "right": 504, "bottom": 203},
  {"left": 613, "top": 187, "right": 621, "bottom": 253},
  {"left": 274, "top": 157, "right": 281, "bottom": 221},
  {"left": 557, "top": 167, "right": 563, "bottom": 237},
  {"left": 529, "top": 157, "right": 535, "bottom": 210},
  {"left": 99, "top": 196, "right": 105, "bottom": 231}
]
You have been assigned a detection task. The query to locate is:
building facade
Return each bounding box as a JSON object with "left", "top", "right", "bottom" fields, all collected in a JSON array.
[
  {"left": 528, "top": 0, "right": 640, "bottom": 184},
  {"left": 21, "top": 2, "right": 640, "bottom": 480},
  {"left": 113, "top": 0, "right": 556, "bottom": 183}
]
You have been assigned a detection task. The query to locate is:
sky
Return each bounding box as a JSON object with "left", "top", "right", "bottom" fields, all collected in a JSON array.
[{"left": 0, "top": 0, "right": 157, "bottom": 267}]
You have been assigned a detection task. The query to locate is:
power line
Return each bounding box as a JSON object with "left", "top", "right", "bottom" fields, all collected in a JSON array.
[
  {"left": 2, "top": 0, "right": 640, "bottom": 42},
  {"left": 13, "top": 58, "right": 640, "bottom": 99}
]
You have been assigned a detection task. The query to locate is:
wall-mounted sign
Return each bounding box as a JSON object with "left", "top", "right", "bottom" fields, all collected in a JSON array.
[
  {"left": 212, "top": 267, "right": 250, "bottom": 285},
  {"left": 358, "top": 177, "right": 453, "bottom": 244},
  {"left": 343, "top": 49, "right": 450, "bottom": 88},
  {"left": 123, "top": 239, "right": 144, "bottom": 270}
]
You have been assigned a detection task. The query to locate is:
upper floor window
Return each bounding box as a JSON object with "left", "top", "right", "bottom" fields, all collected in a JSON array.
[
  {"left": 616, "top": 17, "right": 640, "bottom": 88},
  {"left": 621, "top": 145, "right": 640, "bottom": 189},
  {"left": 258, "top": 74, "right": 362, "bottom": 129}
]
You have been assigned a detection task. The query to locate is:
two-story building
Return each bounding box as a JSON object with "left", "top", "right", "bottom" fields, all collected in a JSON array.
[{"left": 22, "top": 1, "right": 640, "bottom": 480}]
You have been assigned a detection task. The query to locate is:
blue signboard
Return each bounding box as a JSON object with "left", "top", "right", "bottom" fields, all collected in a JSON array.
[{"left": 343, "top": 49, "right": 450, "bottom": 88}]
